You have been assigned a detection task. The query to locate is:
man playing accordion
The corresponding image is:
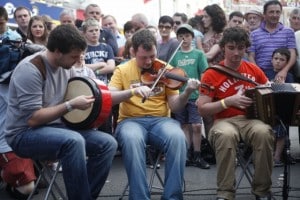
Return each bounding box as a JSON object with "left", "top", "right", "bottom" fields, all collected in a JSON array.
[{"left": 196, "top": 27, "right": 274, "bottom": 200}]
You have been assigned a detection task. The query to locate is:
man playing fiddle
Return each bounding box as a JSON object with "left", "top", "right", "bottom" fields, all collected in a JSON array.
[
  {"left": 108, "top": 29, "right": 200, "bottom": 200},
  {"left": 196, "top": 27, "right": 274, "bottom": 200}
]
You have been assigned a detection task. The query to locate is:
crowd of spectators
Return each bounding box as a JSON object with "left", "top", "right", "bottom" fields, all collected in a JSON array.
[{"left": 0, "top": 1, "right": 300, "bottom": 200}]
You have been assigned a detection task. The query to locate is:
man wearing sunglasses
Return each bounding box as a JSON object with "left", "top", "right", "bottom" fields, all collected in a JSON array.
[
  {"left": 172, "top": 12, "right": 188, "bottom": 32},
  {"left": 157, "top": 15, "right": 180, "bottom": 62}
]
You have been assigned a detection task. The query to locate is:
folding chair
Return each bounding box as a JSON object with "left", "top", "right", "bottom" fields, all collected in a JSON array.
[
  {"left": 235, "top": 141, "right": 253, "bottom": 190},
  {"left": 118, "top": 145, "right": 164, "bottom": 200},
  {"left": 27, "top": 160, "right": 66, "bottom": 200},
  {"left": 147, "top": 148, "right": 164, "bottom": 192}
]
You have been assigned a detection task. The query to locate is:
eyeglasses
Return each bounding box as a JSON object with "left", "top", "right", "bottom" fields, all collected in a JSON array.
[
  {"left": 158, "top": 25, "right": 172, "bottom": 30},
  {"left": 174, "top": 21, "right": 181, "bottom": 25}
]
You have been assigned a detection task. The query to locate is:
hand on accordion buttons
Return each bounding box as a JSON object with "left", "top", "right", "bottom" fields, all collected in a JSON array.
[{"left": 274, "top": 76, "right": 285, "bottom": 84}]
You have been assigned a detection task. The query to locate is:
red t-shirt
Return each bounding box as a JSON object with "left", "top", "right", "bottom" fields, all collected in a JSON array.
[{"left": 200, "top": 60, "right": 268, "bottom": 119}]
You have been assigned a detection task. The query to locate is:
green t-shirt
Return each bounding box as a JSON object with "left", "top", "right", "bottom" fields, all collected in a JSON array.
[{"left": 170, "top": 49, "right": 208, "bottom": 99}]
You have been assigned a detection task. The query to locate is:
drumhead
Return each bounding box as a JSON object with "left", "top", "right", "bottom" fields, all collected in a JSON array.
[{"left": 62, "top": 77, "right": 103, "bottom": 129}]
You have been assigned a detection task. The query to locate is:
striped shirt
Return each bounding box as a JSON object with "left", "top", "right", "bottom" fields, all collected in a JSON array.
[{"left": 249, "top": 21, "right": 296, "bottom": 70}]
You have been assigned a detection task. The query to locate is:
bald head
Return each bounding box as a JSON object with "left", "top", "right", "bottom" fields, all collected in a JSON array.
[{"left": 131, "top": 13, "right": 148, "bottom": 28}]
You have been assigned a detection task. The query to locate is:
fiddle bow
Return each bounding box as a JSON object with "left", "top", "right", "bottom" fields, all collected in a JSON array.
[{"left": 142, "top": 40, "right": 184, "bottom": 103}]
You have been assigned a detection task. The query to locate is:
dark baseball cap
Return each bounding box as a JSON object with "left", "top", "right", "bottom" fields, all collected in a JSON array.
[{"left": 176, "top": 24, "right": 194, "bottom": 37}]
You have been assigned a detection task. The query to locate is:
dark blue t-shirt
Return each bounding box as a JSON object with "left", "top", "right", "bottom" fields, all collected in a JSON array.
[{"left": 85, "top": 43, "right": 114, "bottom": 84}]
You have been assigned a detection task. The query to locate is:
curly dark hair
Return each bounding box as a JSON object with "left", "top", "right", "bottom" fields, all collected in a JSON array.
[
  {"left": 219, "top": 27, "right": 251, "bottom": 48},
  {"left": 203, "top": 4, "right": 227, "bottom": 33},
  {"left": 47, "top": 24, "right": 86, "bottom": 54}
]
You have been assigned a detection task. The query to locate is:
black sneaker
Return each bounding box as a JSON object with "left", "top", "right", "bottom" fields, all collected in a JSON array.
[
  {"left": 194, "top": 156, "right": 210, "bottom": 169},
  {"left": 185, "top": 159, "right": 194, "bottom": 166},
  {"left": 274, "top": 160, "right": 284, "bottom": 167},
  {"left": 186, "top": 148, "right": 194, "bottom": 166},
  {"left": 287, "top": 156, "right": 297, "bottom": 165},
  {"left": 255, "top": 192, "right": 272, "bottom": 200}
]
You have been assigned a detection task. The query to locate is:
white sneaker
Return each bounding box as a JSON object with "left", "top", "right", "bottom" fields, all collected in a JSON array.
[{"left": 51, "top": 162, "right": 62, "bottom": 172}]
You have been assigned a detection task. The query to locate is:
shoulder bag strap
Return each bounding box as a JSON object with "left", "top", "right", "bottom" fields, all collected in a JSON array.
[
  {"left": 208, "top": 64, "right": 259, "bottom": 86},
  {"left": 30, "top": 55, "right": 46, "bottom": 80}
]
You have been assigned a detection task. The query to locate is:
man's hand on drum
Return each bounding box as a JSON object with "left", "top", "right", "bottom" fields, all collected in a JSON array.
[
  {"left": 69, "top": 95, "right": 95, "bottom": 110},
  {"left": 223, "top": 93, "right": 253, "bottom": 110}
]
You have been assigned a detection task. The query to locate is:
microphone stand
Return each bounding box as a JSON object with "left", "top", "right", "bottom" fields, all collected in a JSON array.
[
  {"left": 276, "top": 117, "right": 300, "bottom": 200},
  {"left": 278, "top": 118, "right": 290, "bottom": 200}
]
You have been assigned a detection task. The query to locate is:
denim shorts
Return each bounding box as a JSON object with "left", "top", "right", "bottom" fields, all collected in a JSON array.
[
  {"left": 273, "top": 124, "right": 287, "bottom": 138},
  {"left": 173, "top": 100, "right": 202, "bottom": 124}
]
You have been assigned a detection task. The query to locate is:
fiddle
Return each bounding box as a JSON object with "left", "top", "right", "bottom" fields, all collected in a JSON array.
[
  {"left": 141, "top": 40, "right": 184, "bottom": 103},
  {"left": 140, "top": 40, "right": 214, "bottom": 103},
  {"left": 141, "top": 60, "right": 188, "bottom": 90},
  {"left": 141, "top": 60, "right": 214, "bottom": 92}
]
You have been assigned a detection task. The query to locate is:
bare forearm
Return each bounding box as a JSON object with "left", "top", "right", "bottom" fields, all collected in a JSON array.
[
  {"left": 205, "top": 44, "right": 220, "bottom": 61},
  {"left": 110, "top": 89, "right": 134, "bottom": 105},
  {"left": 27, "top": 95, "right": 95, "bottom": 127},
  {"left": 169, "top": 79, "right": 200, "bottom": 112},
  {"left": 283, "top": 50, "right": 297, "bottom": 72},
  {"left": 86, "top": 63, "right": 105, "bottom": 71},
  {"left": 169, "top": 90, "right": 192, "bottom": 113},
  {"left": 198, "top": 98, "right": 226, "bottom": 116},
  {"left": 28, "top": 103, "right": 69, "bottom": 127}
]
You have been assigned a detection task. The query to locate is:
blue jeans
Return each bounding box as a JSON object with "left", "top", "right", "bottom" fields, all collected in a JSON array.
[
  {"left": 10, "top": 125, "right": 117, "bottom": 200},
  {"left": 115, "top": 117, "right": 187, "bottom": 200}
]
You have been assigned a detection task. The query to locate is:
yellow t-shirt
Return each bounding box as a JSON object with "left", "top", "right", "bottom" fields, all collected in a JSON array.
[{"left": 109, "top": 59, "right": 178, "bottom": 122}]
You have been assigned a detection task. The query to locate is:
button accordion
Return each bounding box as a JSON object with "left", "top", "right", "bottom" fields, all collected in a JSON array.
[{"left": 245, "top": 83, "right": 300, "bottom": 126}]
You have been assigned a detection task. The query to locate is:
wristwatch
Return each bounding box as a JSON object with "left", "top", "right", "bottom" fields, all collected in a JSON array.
[{"left": 65, "top": 101, "right": 73, "bottom": 112}]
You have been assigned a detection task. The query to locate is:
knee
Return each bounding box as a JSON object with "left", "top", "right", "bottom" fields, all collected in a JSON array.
[
  {"left": 253, "top": 124, "right": 274, "bottom": 139},
  {"left": 191, "top": 123, "right": 201, "bottom": 130},
  {"left": 64, "top": 134, "right": 85, "bottom": 151},
  {"left": 117, "top": 130, "right": 144, "bottom": 148},
  {"left": 106, "top": 136, "right": 118, "bottom": 152},
  {"left": 168, "top": 129, "right": 186, "bottom": 143},
  {"left": 164, "top": 130, "right": 187, "bottom": 152},
  {"left": 210, "top": 129, "right": 237, "bottom": 150},
  {"left": 252, "top": 124, "right": 274, "bottom": 146}
]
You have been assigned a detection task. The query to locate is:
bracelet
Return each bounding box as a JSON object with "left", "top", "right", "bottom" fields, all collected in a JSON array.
[
  {"left": 220, "top": 99, "right": 228, "bottom": 109},
  {"left": 65, "top": 101, "right": 73, "bottom": 112},
  {"left": 130, "top": 88, "right": 135, "bottom": 96}
]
